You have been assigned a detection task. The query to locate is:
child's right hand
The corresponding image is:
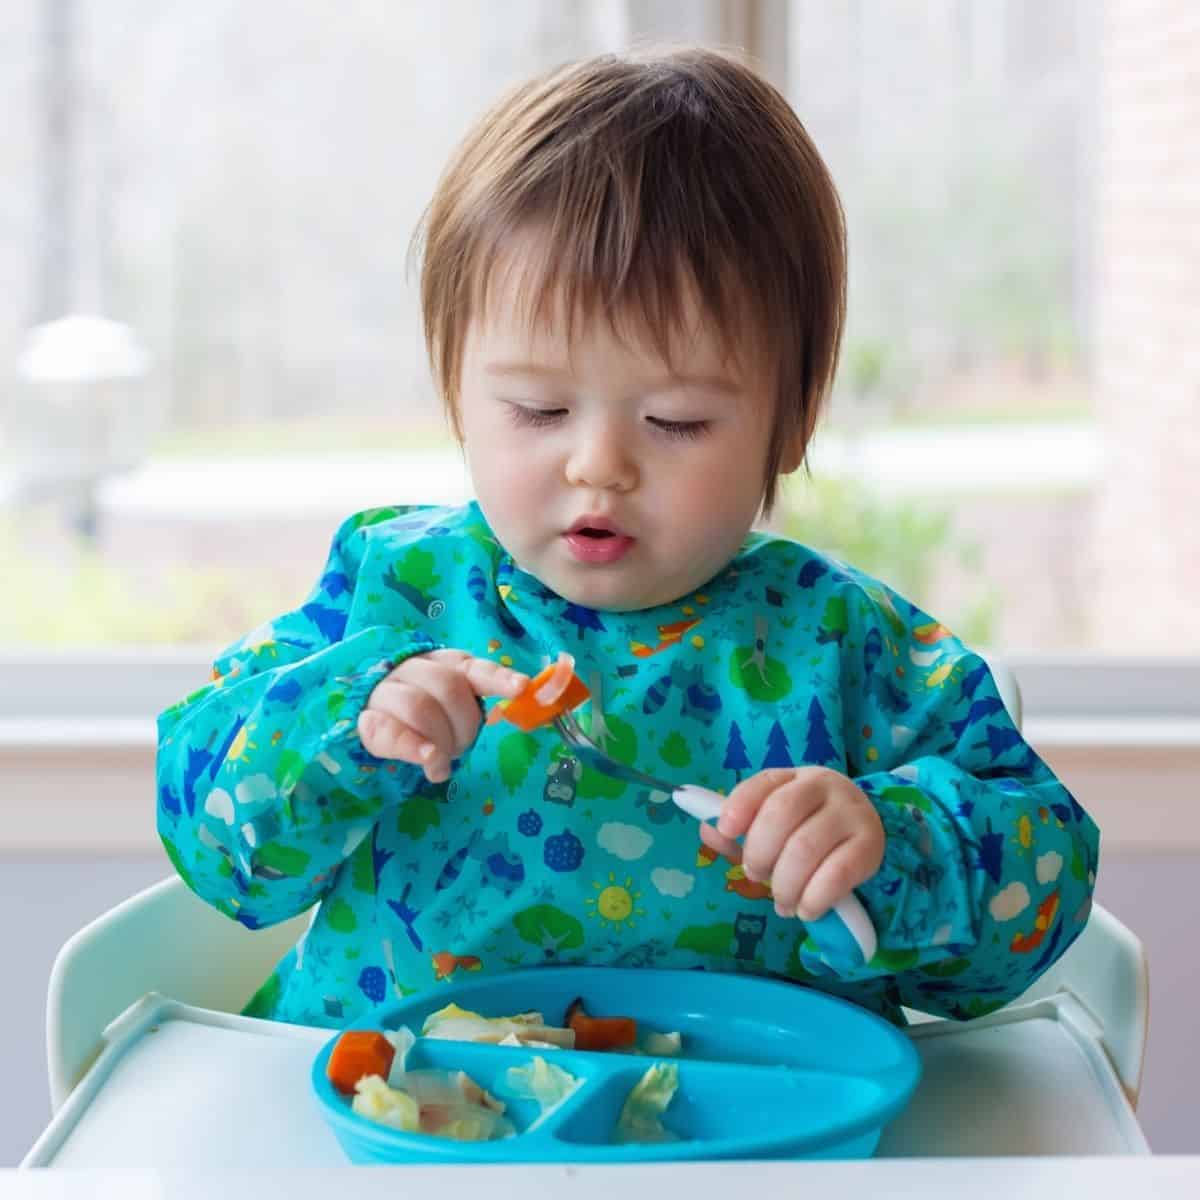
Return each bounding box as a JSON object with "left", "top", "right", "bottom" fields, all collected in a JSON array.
[{"left": 357, "top": 650, "right": 528, "bottom": 783}]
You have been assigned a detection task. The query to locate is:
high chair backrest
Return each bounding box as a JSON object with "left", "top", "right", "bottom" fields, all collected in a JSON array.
[
  {"left": 46, "top": 658, "right": 1145, "bottom": 1111},
  {"left": 46, "top": 876, "right": 309, "bottom": 1109}
]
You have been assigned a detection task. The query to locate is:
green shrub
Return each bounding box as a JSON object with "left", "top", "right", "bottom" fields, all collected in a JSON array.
[
  {"left": 0, "top": 519, "right": 301, "bottom": 648},
  {"left": 775, "top": 476, "right": 999, "bottom": 646}
]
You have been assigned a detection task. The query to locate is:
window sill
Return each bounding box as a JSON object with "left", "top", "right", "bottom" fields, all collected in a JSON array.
[
  {"left": 3, "top": 714, "right": 1198, "bottom": 754},
  {"left": 0, "top": 718, "right": 155, "bottom": 751},
  {"left": 1, "top": 715, "right": 1197, "bottom": 856}
]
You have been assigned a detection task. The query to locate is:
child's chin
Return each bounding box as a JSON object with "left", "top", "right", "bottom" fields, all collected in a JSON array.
[{"left": 551, "top": 571, "right": 684, "bottom": 613}]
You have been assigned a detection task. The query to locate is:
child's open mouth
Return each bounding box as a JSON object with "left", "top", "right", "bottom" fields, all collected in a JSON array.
[{"left": 564, "top": 520, "right": 635, "bottom": 564}]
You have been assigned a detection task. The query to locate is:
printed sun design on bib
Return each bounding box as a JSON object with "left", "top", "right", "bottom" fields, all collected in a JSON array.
[{"left": 587, "top": 873, "right": 645, "bottom": 931}]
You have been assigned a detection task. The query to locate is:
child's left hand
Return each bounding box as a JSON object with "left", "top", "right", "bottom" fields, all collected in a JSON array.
[{"left": 698, "top": 767, "right": 885, "bottom": 921}]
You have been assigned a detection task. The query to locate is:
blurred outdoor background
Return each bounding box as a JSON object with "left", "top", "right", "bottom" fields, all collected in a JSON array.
[{"left": 0, "top": 0, "right": 1195, "bottom": 656}]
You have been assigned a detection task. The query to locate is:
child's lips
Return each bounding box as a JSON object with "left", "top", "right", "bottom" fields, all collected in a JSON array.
[{"left": 563, "top": 529, "right": 636, "bottom": 564}]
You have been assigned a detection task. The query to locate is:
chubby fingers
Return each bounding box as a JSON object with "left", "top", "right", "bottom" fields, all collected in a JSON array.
[
  {"left": 786, "top": 831, "right": 882, "bottom": 922},
  {"left": 765, "top": 808, "right": 860, "bottom": 919},
  {"left": 698, "top": 820, "right": 741, "bottom": 864},
  {"left": 356, "top": 708, "right": 446, "bottom": 778},
  {"left": 714, "top": 767, "right": 884, "bottom": 920},
  {"left": 715, "top": 768, "right": 806, "bottom": 839},
  {"left": 445, "top": 652, "right": 529, "bottom": 701},
  {"left": 700, "top": 770, "right": 806, "bottom": 864},
  {"left": 699, "top": 768, "right": 819, "bottom": 873},
  {"left": 358, "top": 652, "right": 527, "bottom": 781}
]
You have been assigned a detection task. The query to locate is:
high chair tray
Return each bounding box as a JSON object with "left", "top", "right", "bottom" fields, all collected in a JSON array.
[{"left": 23, "top": 989, "right": 1147, "bottom": 1168}]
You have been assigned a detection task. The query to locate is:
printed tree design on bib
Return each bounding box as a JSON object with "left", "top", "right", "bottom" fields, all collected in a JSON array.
[
  {"left": 729, "top": 614, "right": 792, "bottom": 701},
  {"left": 498, "top": 731, "right": 539, "bottom": 791},
  {"left": 572, "top": 674, "right": 638, "bottom": 799},
  {"left": 659, "top": 730, "right": 692, "bottom": 769},
  {"left": 814, "top": 595, "right": 848, "bottom": 645},
  {"left": 762, "top": 720, "right": 795, "bottom": 769},
  {"left": 383, "top": 547, "right": 445, "bottom": 619},
  {"left": 723, "top": 720, "right": 751, "bottom": 782},
  {"left": 512, "top": 904, "right": 585, "bottom": 961},
  {"left": 802, "top": 697, "right": 839, "bottom": 766},
  {"left": 561, "top": 602, "right": 606, "bottom": 639}
]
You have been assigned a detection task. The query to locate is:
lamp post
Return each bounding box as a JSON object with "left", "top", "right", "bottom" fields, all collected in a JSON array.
[
  {"left": 6, "top": 0, "right": 152, "bottom": 543},
  {"left": 14, "top": 315, "right": 151, "bottom": 541}
]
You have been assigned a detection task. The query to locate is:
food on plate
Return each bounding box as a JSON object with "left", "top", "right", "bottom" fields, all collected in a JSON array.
[
  {"left": 327, "top": 1008, "right": 683, "bottom": 1147},
  {"left": 504, "top": 1055, "right": 582, "bottom": 1121},
  {"left": 350, "top": 1074, "right": 420, "bottom": 1130},
  {"left": 351, "top": 1072, "right": 516, "bottom": 1141},
  {"left": 421, "top": 999, "right": 680, "bottom": 1057},
  {"left": 614, "top": 1063, "right": 682, "bottom": 1145},
  {"left": 487, "top": 652, "right": 590, "bottom": 731},
  {"left": 563, "top": 996, "right": 637, "bottom": 1051},
  {"left": 421, "top": 1003, "right": 577, "bottom": 1048},
  {"left": 640, "top": 1030, "right": 682, "bottom": 1057},
  {"left": 326, "top": 1030, "right": 397, "bottom": 1096},
  {"left": 331, "top": 1027, "right": 518, "bottom": 1142}
]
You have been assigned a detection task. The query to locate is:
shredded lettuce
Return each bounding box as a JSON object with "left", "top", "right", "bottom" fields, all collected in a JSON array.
[
  {"left": 351, "top": 1074, "right": 421, "bottom": 1132},
  {"left": 383, "top": 1026, "right": 416, "bottom": 1085},
  {"left": 640, "top": 1030, "right": 682, "bottom": 1057},
  {"left": 615, "top": 1063, "right": 681, "bottom": 1145},
  {"left": 422, "top": 1003, "right": 575, "bottom": 1047},
  {"left": 504, "top": 1055, "right": 580, "bottom": 1117},
  {"left": 350, "top": 1065, "right": 515, "bottom": 1141}
]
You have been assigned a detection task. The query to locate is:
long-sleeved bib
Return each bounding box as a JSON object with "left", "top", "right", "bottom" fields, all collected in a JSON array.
[{"left": 157, "top": 502, "right": 1099, "bottom": 1028}]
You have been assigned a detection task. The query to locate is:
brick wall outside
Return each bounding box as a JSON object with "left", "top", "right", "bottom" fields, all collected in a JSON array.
[{"left": 1089, "top": 0, "right": 1200, "bottom": 651}]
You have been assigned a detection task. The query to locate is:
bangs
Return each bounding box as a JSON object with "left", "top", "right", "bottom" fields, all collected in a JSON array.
[
  {"left": 470, "top": 218, "right": 768, "bottom": 389},
  {"left": 417, "top": 47, "right": 846, "bottom": 510}
]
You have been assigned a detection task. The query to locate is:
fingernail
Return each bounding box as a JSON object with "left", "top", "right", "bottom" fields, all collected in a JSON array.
[{"left": 419, "top": 743, "right": 437, "bottom": 761}]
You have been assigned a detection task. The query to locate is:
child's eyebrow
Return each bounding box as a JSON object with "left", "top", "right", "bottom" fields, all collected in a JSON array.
[
  {"left": 484, "top": 361, "right": 741, "bottom": 395},
  {"left": 484, "top": 362, "right": 572, "bottom": 379}
]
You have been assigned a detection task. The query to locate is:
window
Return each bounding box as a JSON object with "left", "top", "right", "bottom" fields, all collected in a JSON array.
[
  {"left": 782, "top": 0, "right": 1197, "bottom": 659},
  {"left": 1, "top": 0, "right": 1197, "bottom": 674}
]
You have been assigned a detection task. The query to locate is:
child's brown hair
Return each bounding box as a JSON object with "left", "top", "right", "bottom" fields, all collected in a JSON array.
[{"left": 416, "top": 45, "right": 846, "bottom": 512}]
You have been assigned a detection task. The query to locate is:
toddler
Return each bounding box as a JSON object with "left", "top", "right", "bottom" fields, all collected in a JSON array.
[{"left": 157, "top": 46, "right": 1099, "bottom": 1028}]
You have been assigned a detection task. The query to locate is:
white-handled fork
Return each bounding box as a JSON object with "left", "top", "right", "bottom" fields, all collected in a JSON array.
[{"left": 553, "top": 707, "right": 877, "bottom": 968}]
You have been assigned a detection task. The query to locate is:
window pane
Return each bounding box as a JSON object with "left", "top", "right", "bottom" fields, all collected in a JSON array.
[
  {"left": 783, "top": 0, "right": 1198, "bottom": 655},
  {"left": 1, "top": 1, "right": 1195, "bottom": 657},
  {"left": 1, "top": 0, "right": 630, "bottom": 649}
]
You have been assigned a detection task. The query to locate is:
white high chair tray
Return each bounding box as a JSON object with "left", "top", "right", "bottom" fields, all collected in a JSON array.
[{"left": 23, "top": 990, "right": 1147, "bottom": 1168}]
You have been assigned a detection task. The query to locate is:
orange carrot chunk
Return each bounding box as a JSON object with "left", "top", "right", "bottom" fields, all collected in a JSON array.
[
  {"left": 326, "top": 1030, "right": 396, "bottom": 1095},
  {"left": 564, "top": 997, "right": 638, "bottom": 1051},
  {"left": 570, "top": 1014, "right": 638, "bottom": 1051},
  {"left": 488, "top": 657, "right": 590, "bottom": 732}
]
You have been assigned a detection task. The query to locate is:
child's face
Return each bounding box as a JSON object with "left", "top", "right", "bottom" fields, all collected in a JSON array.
[{"left": 457, "top": 268, "right": 785, "bottom": 611}]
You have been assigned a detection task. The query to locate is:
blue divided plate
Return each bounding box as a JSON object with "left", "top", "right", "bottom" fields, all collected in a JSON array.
[{"left": 311, "top": 966, "right": 921, "bottom": 1163}]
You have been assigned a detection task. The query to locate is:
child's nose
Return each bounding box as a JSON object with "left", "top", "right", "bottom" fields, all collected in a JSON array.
[{"left": 563, "top": 421, "right": 638, "bottom": 492}]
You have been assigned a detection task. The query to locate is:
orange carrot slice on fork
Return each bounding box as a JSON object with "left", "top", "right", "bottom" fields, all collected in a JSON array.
[{"left": 487, "top": 652, "right": 590, "bottom": 731}]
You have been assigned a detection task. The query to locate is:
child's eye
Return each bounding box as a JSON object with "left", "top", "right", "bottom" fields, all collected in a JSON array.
[
  {"left": 647, "top": 417, "right": 711, "bottom": 440},
  {"left": 505, "top": 403, "right": 567, "bottom": 428}
]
